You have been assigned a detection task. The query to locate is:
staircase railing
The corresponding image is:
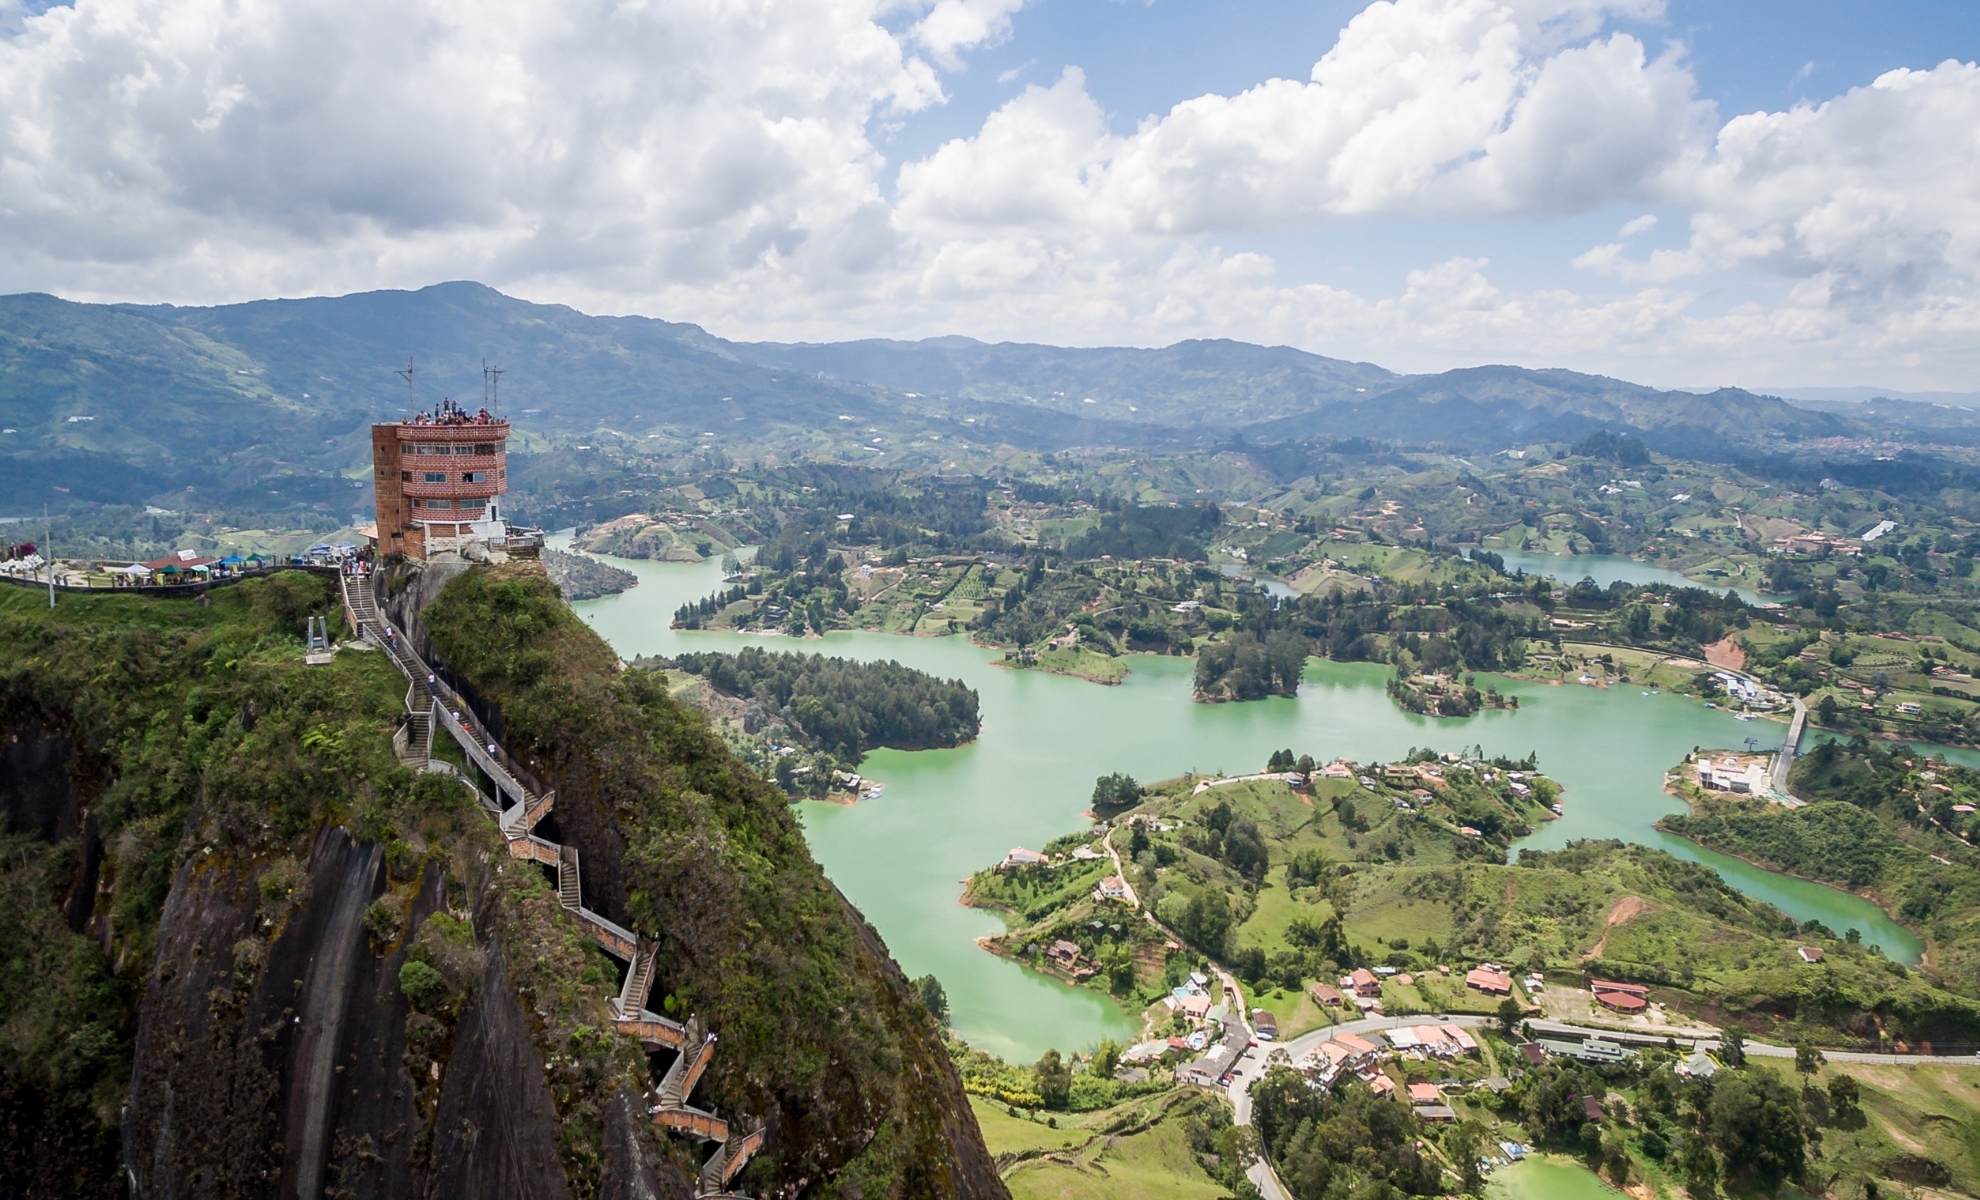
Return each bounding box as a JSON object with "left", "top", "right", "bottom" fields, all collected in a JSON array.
[{"left": 341, "top": 565, "right": 766, "bottom": 1195}]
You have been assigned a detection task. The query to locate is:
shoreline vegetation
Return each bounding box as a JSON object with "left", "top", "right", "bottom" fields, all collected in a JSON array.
[
  {"left": 1386, "top": 669, "right": 1519, "bottom": 718},
  {"left": 1658, "top": 738, "right": 1980, "bottom": 1007},
  {"left": 632, "top": 646, "right": 979, "bottom": 802}
]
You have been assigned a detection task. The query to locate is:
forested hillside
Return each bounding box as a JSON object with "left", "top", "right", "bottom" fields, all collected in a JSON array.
[{"left": 669, "top": 647, "right": 979, "bottom": 762}]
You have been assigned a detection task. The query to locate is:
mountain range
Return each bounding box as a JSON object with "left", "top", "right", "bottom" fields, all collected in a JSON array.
[{"left": 3, "top": 281, "right": 1974, "bottom": 513}]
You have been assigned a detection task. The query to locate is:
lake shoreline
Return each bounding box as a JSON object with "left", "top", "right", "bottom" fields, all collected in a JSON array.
[{"left": 1655, "top": 782, "right": 1928, "bottom": 964}]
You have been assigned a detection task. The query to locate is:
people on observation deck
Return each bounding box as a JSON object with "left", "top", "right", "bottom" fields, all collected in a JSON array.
[{"left": 408, "top": 397, "right": 500, "bottom": 426}]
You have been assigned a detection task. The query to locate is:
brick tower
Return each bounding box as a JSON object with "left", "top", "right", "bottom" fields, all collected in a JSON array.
[{"left": 370, "top": 396, "right": 511, "bottom": 561}]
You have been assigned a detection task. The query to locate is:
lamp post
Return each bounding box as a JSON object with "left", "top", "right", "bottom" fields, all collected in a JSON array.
[{"left": 44, "top": 505, "right": 53, "bottom": 609}]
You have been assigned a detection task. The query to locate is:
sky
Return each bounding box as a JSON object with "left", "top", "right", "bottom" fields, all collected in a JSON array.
[{"left": 2, "top": 0, "right": 1978, "bottom": 390}]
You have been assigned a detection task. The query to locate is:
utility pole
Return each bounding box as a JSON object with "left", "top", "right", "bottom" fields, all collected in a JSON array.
[
  {"left": 44, "top": 505, "right": 54, "bottom": 608},
  {"left": 395, "top": 358, "right": 416, "bottom": 420}
]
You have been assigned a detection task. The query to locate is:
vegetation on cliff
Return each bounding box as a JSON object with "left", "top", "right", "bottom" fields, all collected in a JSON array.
[
  {"left": 418, "top": 562, "right": 1003, "bottom": 1196},
  {"left": 0, "top": 564, "right": 1004, "bottom": 1198}
]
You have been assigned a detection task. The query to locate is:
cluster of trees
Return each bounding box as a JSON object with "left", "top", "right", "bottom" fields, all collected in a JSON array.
[
  {"left": 672, "top": 580, "right": 756, "bottom": 628},
  {"left": 1248, "top": 1070, "right": 1443, "bottom": 1200},
  {"left": 1064, "top": 500, "right": 1223, "bottom": 562},
  {"left": 1194, "top": 629, "right": 1308, "bottom": 700},
  {"left": 670, "top": 647, "right": 979, "bottom": 762}
]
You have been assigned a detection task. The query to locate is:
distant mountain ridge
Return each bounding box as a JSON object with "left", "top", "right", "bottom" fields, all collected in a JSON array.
[{"left": 1, "top": 280, "right": 1968, "bottom": 511}]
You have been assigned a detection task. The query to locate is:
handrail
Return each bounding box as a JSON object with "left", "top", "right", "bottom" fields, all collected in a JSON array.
[{"left": 345, "top": 564, "right": 762, "bottom": 1195}]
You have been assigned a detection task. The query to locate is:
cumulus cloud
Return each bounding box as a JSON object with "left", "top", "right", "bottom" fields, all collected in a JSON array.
[
  {"left": 1, "top": 0, "right": 1978, "bottom": 387},
  {"left": 897, "top": 0, "right": 1705, "bottom": 232},
  {"left": 0, "top": 0, "right": 952, "bottom": 297},
  {"left": 909, "top": 0, "right": 1027, "bottom": 68}
]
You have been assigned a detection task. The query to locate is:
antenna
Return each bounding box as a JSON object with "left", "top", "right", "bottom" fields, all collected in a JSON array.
[
  {"left": 394, "top": 357, "right": 416, "bottom": 420},
  {"left": 489, "top": 363, "right": 503, "bottom": 416}
]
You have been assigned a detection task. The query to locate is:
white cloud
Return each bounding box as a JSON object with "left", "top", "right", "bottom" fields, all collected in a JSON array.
[
  {"left": 909, "top": 0, "right": 1027, "bottom": 68},
  {"left": 897, "top": 0, "right": 1704, "bottom": 233},
  {"left": 1573, "top": 59, "right": 1980, "bottom": 312},
  {"left": 1618, "top": 214, "right": 1658, "bottom": 236},
  {"left": 1, "top": 0, "right": 1978, "bottom": 389},
  {"left": 0, "top": 0, "right": 942, "bottom": 296}
]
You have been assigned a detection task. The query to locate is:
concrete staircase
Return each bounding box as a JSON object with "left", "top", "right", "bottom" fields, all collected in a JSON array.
[{"left": 340, "top": 568, "right": 767, "bottom": 1196}]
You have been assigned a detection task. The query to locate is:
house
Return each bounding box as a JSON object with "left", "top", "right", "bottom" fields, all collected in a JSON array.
[
  {"left": 1546, "top": 1038, "right": 1626, "bottom": 1065},
  {"left": 1179, "top": 994, "right": 1214, "bottom": 1021},
  {"left": 1898, "top": 702, "right": 1923, "bottom": 715},
  {"left": 1367, "top": 1073, "right": 1396, "bottom": 1098},
  {"left": 1095, "top": 875, "right": 1132, "bottom": 901},
  {"left": 1677, "top": 1050, "right": 1719, "bottom": 1079},
  {"left": 1798, "top": 946, "right": 1826, "bottom": 963},
  {"left": 1408, "top": 1083, "right": 1442, "bottom": 1104},
  {"left": 1465, "top": 966, "right": 1513, "bottom": 995},
  {"left": 1517, "top": 1042, "right": 1546, "bottom": 1066},
  {"left": 1310, "top": 982, "right": 1345, "bottom": 1008},
  {"left": 1331, "top": 1032, "right": 1379, "bottom": 1060},
  {"left": 1347, "top": 968, "right": 1382, "bottom": 997},
  {"left": 1321, "top": 761, "right": 1354, "bottom": 779},
  {"left": 1251, "top": 1010, "right": 1279, "bottom": 1041},
  {"left": 1413, "top": 1104, "right": 1458, "bottom": 1123},
  {"left": 998, "top": 847, "right": 1047, "bottom": 870},
  {"left": 1459, "top": 826, "right": 1482, "bottom": 838},
  {"left": 1046, "top": 940, "right": 1084, "bottom": 970},
  {"left": 1583, "top": 1095, "right": 1605, "bottom": 1122},
  {"left": 1589, "top": 980, "right": 1650, "bottom": 1013}
]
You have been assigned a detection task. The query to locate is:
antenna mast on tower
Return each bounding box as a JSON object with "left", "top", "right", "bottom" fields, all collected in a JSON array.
[
  {"left": 395, "top": 358, "right": 417, "bottom": 420},
  {"left": 488, "top": 363, "right": 504, "bottom": 417}
]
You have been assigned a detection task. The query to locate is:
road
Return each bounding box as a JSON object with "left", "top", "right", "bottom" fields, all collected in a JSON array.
[
  {"left": 1772, "top": 696, "right": 1808, "bottom": 794},
  {"left": 1224, "top": 1010, "right": 1979, "bottom": 1199},
  {"left": 1100, "top": 824, "right": 1141, "bottom": 909}
]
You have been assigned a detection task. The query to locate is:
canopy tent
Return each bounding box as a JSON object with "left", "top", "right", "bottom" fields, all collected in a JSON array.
[
  {"left": 119, "top": 564, "right": 152, "bottom": 576},
  {"left": 217, "top": 556, "right": 246, "bottom": 565}
]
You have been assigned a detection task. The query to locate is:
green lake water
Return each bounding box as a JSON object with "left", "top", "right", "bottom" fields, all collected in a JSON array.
[
  {"left": 557, "top": 543, "right": 1926, "bottom": 1063},
  {"left": 1492, "top": 549, "right": 1766, "bottom": 604},
  {"left": 1488, "top": 1156, "right": 1622, "bottom": 1200}
]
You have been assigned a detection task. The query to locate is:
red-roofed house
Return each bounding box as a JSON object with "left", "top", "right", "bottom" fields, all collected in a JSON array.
[
  {"left": 1311, "top": 982, "right": 1345, "bottom": 1007},
  {"left": 1408, "top": 1083, "right": 1442, "bottom": 1104},
  {"left": 1465, "top": 967, "right": 1513, "bottom": 995},
  {"left": 1587, "top": 980, "right": 1648, "bottom": 997},
  {"left": 1594, "top": 990, "right": 1648, "bottom": 1013},
  {"left": 1367, "top": 1074, "right": 1396, "bottom": 1098},
  {"left": 1347, "top": 968, "right": 1382, "bottom": 997}
]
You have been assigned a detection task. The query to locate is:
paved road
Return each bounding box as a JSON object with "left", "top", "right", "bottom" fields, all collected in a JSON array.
[
  {"left": 1101, "top": 825, "right": 1141, "bottom": 909},
  {"left": 1224, "top": 1011, "right": 1979, "bottom": 1199},
  {"left": 1773, "top": 697, "right": 1808, "bottom": 794}
]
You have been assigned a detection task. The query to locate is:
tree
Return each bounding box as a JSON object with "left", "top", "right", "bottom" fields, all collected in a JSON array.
[
  {"left": 1092, "top": 1039, "right": 1122, "bottom": 1081},
  {"left": 1676, "top": 1133, "right": 1720, "bottom": 1198},
  {"left": 1091, "top": 772, "right": 1142, "bottom": 813},
  {"left": 1033, "top": 1049, "right": 1072, "bottom": 1109},
  {"left": 1497, "top": 996, "right": 1525, "bottom": 1039},
  {"left": 1181, "top": 889, "right": 1233, "bottom": 955},
  {"left": 1827, "top": 1073, "right": 1860, "bottom": 1122},
  {"left": 1709, "top": 1071, "right": 1806, "bottom": 1192},
  {"left": 913, "top": 974, "right": 950, "bottom": 1025},
  {"left": 1794, "top": 1041, "right": 1826, "bottom": 1081},
  {"left": 1223, "top": 816, "right": 1269, "bottom": 881},
  {"left": 1447, "top": 1120, "right": 1488, "bottom": 1195},
  {"left": 1720, "top": 1029, "right": 1746, "bottom": 1068}
]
